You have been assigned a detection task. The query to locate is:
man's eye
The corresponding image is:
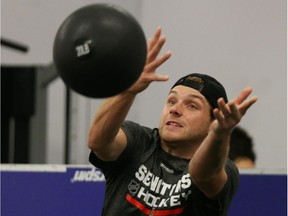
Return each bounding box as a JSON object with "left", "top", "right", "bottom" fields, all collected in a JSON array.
[
  {"left": 187, "top": 104, "right": 197, "bottom": 109},
  {"left": 168, "top": 100, "right": 175, "bottom": 105}
]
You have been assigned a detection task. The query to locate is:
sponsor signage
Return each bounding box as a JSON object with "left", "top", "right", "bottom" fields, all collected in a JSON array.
[{"left": 1, "top": 165, "right": 286, "bottom": 216}]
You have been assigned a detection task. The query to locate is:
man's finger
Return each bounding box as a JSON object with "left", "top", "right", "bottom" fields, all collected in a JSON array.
[
  {"left": 239, "top": 96, "right": 258, "bottom": 115},
  {"left": 234, "top": 87, "right": 253, "bottom": 105},
  {"left": 147, "top": 27, "right": 162, "bottom": 52}
]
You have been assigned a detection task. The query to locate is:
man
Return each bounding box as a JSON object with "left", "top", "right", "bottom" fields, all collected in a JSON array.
[{"left": 88, "top": 27, "right": 257, "bottom": 215}]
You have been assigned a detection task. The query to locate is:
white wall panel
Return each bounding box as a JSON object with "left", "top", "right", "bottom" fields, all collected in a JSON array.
[{"left": 2, "top": 0, "right": 286, "bottom": 168}]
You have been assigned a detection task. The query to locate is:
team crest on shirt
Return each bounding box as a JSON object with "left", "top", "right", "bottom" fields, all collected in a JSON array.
[{"left": 128, "top": 179, "right": 141, "bottom": 196}]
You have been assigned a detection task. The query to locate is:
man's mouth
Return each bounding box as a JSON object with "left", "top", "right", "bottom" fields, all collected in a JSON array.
[{"left": 166, "top": 121, "right": 182, "bottom": 128}]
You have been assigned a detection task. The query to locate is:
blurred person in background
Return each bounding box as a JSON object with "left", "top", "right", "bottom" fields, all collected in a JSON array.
[{"left": 228, "top": 126, "right": 256, "bottom": 168}]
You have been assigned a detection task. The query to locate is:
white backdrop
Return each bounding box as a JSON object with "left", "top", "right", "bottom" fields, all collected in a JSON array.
[{"left": 2, "top": 0, "right": 287, "bottom": 169}]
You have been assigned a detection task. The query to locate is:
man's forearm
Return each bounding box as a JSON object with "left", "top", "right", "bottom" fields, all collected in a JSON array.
[
  {"left": 88, "top": 91, "right": 136, "bottom": 150},
  {"left": 189, "top": 130, "right": 230, "bottom": 179},
  {"left": 188, "top": 129, "right": 230, "bottom": 198}
]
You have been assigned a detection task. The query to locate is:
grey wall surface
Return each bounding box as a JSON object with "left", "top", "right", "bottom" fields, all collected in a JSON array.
[{"left": 2, "top": 0, "right": 286, "bottom": 169}]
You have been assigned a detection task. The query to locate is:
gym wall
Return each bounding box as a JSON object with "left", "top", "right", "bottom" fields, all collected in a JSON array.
[{"left": 1, "top": 0, "right": 286, "bottom": 169}]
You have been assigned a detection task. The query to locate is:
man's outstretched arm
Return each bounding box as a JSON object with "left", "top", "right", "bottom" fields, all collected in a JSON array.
[
  {"left": 88, "top": 27, "right": 172, "bottom": 161},
  {"left": 189, "top": 87, "right": 257, "bottom": 198}
]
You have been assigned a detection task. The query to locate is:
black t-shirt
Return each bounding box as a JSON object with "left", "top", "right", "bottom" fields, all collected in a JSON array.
[{"left": 89, "top": 121, "right": 239, "bottom": 216}]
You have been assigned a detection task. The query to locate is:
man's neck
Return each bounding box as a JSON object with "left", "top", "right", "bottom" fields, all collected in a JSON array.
[{"left": 160, "top": 141, "right": 200, "bottom": 160}]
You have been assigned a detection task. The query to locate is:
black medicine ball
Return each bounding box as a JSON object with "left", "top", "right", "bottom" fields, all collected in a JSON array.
[{"left": 53, "top": 3, "right": 147, "bottom": 98}]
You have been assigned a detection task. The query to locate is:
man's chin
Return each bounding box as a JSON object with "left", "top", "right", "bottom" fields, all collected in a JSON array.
[{"left": 160, "top": 136, "right": 184, "bottom": 145}]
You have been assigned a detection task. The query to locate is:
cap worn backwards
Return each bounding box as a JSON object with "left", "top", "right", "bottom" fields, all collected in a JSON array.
[{"left": 171, "top": 73, "right": 228, "bottom": 109}]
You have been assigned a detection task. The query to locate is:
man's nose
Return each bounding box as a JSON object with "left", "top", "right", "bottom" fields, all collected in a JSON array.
[{"left": 169, "top": 103, "right": 182, "bottom": 116}]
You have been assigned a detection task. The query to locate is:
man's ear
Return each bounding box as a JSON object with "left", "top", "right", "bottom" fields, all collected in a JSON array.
[{"left": 208, "top": 110, "right": 216, "bottom": 131}]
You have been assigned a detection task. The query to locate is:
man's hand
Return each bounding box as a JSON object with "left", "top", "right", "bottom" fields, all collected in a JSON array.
[
  {"left": 127, "top": 27, "right": 172, "bottom": 94},
  {"left": 212, "top": 87, "right": 257, "bottom": 135}
]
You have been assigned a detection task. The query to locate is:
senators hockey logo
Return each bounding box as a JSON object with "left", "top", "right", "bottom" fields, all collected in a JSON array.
[{"left": 126, "top": 164, "right": 192, "bottom": 215}]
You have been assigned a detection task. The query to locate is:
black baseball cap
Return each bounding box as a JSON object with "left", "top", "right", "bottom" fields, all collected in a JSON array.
[{"left": 171, "top": 73, "right": 228, "bottom": 109}]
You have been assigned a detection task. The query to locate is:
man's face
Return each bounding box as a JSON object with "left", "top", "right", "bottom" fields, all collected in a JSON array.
[{"left": 159, "top": 85, "right": 213, "bottom": 146}]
